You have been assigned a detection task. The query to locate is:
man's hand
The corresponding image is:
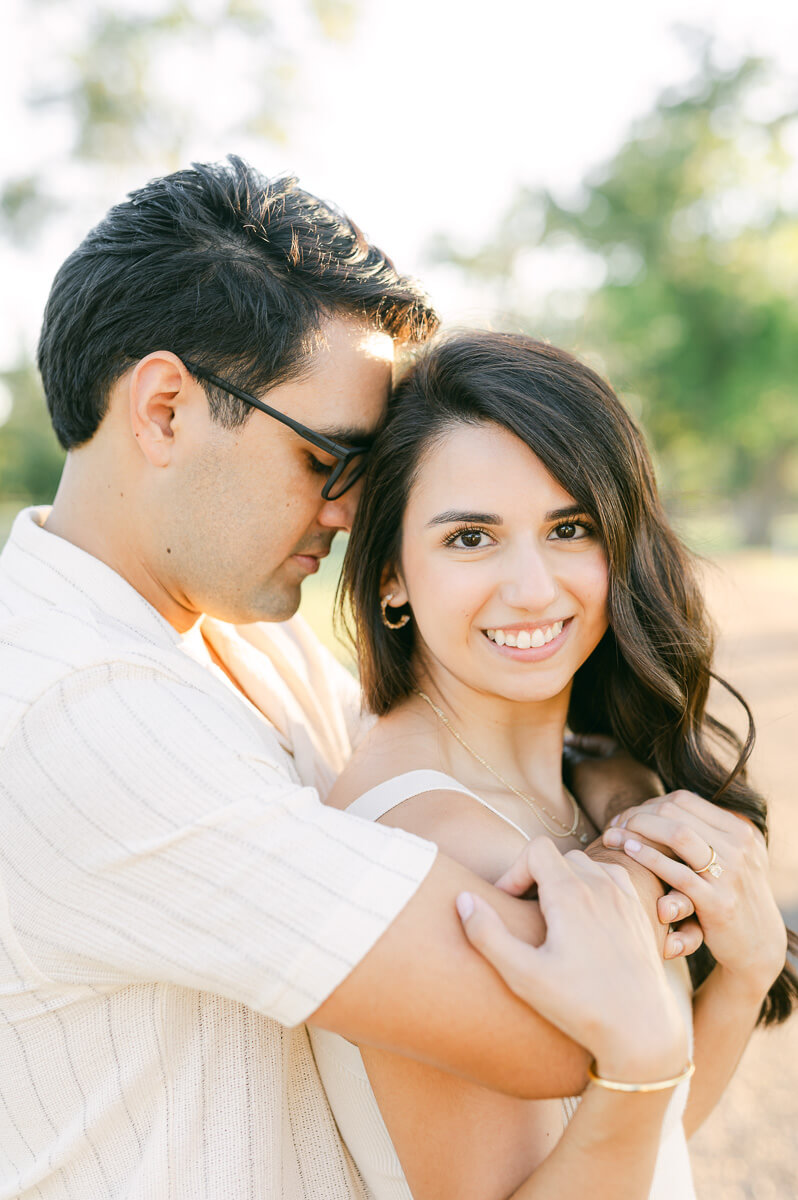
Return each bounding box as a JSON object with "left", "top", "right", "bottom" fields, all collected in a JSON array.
[{"left": 565, "top": 733, "right": 663, "bottom": 830}]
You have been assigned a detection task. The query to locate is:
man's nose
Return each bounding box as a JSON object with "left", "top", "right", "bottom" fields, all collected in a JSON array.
[
  {"left": 499, "top": 544, "right": 558, "bottom": 611},
  {"left": 317, "top": 479, "right": 362, "bottom": 532}
]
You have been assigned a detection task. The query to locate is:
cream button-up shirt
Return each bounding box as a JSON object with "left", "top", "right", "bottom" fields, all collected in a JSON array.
[{"left": 0, "top": 508, "right": 436, "bottom": 1199}]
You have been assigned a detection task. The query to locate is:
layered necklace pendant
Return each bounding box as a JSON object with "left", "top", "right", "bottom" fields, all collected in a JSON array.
[{"left": 415, "top": 689, "right": 588, "bottom": 843}]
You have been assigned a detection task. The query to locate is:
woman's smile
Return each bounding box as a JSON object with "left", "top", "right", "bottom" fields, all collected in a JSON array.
[
  {"left": 391, "top": 421, "right": 610, "bottom": 706},
  {"left": 482, "top": 616, "right": 573, "bottom": 659}
]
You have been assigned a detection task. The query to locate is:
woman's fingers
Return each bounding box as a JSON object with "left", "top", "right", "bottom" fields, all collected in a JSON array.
[
  {"left": 610, "top": 790, "right": 765, "bottom": 844},
  {"left": 664, "top": 917, "right": 704, "bottom": 959},
  {"left": 604, "top": 835, "right": 712, "bottom": 899},
  {"left": 604, "top": 811, "right": 718, "bottom": 872},
  {"left": 657, "top": 890, "right": 695, "bottom": 926},
  {"left": 493, "top": 834, "right": 573, "bottom": 896},
  {"left": 456, "top": 892, "right": 536, "bottom": 999},
  {"left": 600, "top": 861, "right": 639, "bottom": 899},
  {"left": 458, "top": 843, "right": 592, "bottom": 1001},
  {"left": 664, "top": 790, "right": 762, "bottom": 838}
]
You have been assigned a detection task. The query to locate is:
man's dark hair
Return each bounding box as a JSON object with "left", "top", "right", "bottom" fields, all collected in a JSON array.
[{"left": 38, "top": 155, "right": 438, "bottom": 448}]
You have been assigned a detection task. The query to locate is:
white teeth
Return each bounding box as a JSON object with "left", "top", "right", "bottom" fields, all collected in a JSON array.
[{"left": 486, "top": 620, "right": 567, "bottom": 647}]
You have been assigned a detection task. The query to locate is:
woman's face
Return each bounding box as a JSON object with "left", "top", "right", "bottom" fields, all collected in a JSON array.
[{"left": 389, "top": 421, "right": 610, "bottom": 705}]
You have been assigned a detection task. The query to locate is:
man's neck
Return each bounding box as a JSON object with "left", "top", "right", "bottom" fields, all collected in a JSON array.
[{"left": 45, "top": 454, "right": 201, "bottom": 634}]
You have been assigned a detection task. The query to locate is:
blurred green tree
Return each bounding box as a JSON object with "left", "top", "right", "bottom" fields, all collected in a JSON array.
[
  {"left": 0, "top": 0, "right": 358, "bottom": 508},
  {"left": 0, "top": 361, "right": 65, "bottom": 503},
  {"left": 432, "top": 38, "right": 798, "bottom": 545}
]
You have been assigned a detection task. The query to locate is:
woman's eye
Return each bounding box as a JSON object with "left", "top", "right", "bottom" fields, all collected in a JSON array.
[
  {"left": 551, "top": 521, "right": 591, "bottom": 541},
  {"left": 446, "top": 528, "right": 494, "bottom": 549}
]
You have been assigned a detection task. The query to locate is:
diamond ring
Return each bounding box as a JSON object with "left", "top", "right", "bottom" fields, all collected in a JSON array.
[{"left": 695, "top": 845, "right": 723, "bottom": 879}]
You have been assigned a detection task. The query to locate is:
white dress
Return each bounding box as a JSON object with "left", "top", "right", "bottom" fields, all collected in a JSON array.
[{"left": 309, "top": 770, "right": 696, "bottom": 1200}]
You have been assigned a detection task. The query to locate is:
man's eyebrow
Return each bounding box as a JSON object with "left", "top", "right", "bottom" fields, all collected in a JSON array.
[
  {"left": 426, "top": 510, "right": 503, "bottom": 527},
  {"left": 318, "top": 426, "right": 375, "bottom": 447}
]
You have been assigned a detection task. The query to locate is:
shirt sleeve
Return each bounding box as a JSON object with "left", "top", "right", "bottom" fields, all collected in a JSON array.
[{"left": 2, "top": 661, "right": 437, "bottom": 1027}]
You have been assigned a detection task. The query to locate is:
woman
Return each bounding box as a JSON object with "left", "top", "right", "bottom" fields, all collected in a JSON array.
[{"left": 310, "top": 331, "right": 795, "bottom": 1199}]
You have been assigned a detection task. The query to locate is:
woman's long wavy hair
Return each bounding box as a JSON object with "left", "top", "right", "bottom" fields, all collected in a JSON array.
[{"left": 340, "top": 329, "right": 797, "bottom": 1026}]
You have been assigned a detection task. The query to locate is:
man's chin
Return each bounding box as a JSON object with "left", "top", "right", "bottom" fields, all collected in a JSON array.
[
  {"left": 203, "top": 587, "right": 301, "bottom": 627},
  {"left": 242, "top": 588, "right": 302, "bottom": 625}
]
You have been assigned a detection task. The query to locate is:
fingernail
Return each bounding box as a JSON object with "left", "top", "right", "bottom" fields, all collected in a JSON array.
[
  {"left": 456, "top": 892, "right": 474, "bottom": 922},
  {"left": 624, "top": 839, "right": 642, "bottom": 853},
  {"left": 666, "top": 938, "right": 684, "bottom": 958},
  {"left": 666, "top": 902, "right": 679, "bottom": 922},
  {"left": 603, "top": 829, "right": 623, "bottom": 847},
  {"left": 609, "top": 814, "right": 620, "bottom": 827}
]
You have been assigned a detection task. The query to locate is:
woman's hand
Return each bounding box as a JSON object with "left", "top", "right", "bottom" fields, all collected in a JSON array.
[
  {"left": 457, "top": 837, "right": 688, "bottom": 1083},
  {"left": 602, "top": 790, "right": 788, "bottom": 997}
]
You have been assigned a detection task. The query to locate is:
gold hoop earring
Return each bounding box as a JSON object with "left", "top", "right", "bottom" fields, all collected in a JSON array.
[{"left": 380, "top": 593, "right": 410, "bottom": 630}]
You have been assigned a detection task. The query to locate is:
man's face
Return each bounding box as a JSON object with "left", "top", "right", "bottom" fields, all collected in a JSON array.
[{"left": 160, "top": 316, "right": 394, "bottom": 624}]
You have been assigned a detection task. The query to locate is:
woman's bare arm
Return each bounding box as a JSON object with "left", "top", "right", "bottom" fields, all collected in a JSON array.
[
  {"left": 682, "top": 967, "right": 764, "bottom": 1138},
  {"left": 312, "top": 790, "right": 671, "bottom": 1101},
  {"left": 310, "top": 845, "right": 589, "bottom": 1099},
  {"left": 602, "top": 791, "right": 787, "bottom": 1136},
  {"left": 328, "top": 814, "right": 686, "bottom": 1200}
]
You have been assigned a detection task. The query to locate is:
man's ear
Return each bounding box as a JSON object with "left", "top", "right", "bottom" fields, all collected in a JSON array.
[
  {"left": 380, "top": 566, "right": 409, "bottom": 608},
  {"left": 128, "top": 352, "right": 197, "bottom": 468}
]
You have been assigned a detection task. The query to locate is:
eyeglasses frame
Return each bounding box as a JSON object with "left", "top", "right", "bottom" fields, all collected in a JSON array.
[{"left": 182, "top": 359, "right": 372, "bottom": 500}]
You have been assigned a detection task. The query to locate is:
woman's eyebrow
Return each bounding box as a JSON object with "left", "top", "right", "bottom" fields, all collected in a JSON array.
[
  {"left": 546, "top": 504, "right": 587, "bottom": 521},
  {"left": 426, "top": 510, "right": 502, "bottom": 527}
]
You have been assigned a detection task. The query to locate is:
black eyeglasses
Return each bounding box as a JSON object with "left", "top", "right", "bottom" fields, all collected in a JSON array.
[{"left": 183, "top": 360, "right": 372, "bottom": 500}]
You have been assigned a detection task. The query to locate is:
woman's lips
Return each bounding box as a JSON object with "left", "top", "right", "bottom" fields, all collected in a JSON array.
[{"left": 482, "top": 617, "right": 573, "bottom": 660}]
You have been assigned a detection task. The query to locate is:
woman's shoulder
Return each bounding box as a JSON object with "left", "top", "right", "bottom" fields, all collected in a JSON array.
[
  {"left": 324, "top": 715, "right": 432, "bottom": 811},
  {"left": 326, "top": 711, "right": 528, "bottom": 883},
  {"left": 325, "top": 707, "right": 436, "bottom": 811}
]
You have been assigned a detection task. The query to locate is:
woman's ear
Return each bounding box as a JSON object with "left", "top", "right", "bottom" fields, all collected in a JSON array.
[{"left": 380, "top": 567, "right": 409, "bottom": 608}]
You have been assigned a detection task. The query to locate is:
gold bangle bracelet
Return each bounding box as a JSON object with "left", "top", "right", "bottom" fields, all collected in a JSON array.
[{"left": 588, "top": 1059, "right": 695, "bottom": 1093}]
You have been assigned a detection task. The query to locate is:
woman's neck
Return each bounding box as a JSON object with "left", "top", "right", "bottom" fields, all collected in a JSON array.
[{"left": 411, "top": 667, "right": 571, "bottom": 810}]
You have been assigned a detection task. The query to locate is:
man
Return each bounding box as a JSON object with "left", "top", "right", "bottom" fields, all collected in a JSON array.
[{"left": 0, "top": 157, "right": 692, "bottom": 1198}]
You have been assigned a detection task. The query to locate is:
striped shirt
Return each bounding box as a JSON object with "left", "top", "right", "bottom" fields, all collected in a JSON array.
[{"left": 0, "top": 508, "right": 437, "bottom": 1199}]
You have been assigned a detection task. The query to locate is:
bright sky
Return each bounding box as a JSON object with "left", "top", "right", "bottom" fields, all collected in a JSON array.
[{"left": 1, "top": 0, "right": 797, "bottom": 376}]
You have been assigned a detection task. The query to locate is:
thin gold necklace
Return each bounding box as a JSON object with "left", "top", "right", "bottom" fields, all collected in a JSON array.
[{"left": 415, "top": 689, "right": 589, "bottom": 843}]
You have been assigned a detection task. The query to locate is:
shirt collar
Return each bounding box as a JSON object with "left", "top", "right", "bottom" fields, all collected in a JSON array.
[{"left": 1, "top": 506, "right": 182, "bottom": 649}]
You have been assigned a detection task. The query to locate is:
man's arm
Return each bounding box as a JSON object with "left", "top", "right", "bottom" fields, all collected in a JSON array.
[
  {"left": 565, "top": 734, "right": 664, "bottom": 830},
  {"left": 310, "top": 842, "right": 670, "bottom": 1100}
]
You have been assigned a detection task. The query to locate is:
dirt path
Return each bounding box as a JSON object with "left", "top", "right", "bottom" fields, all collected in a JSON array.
[{"left": 689, "top": 554, "right": 798, "bottom": 1196}]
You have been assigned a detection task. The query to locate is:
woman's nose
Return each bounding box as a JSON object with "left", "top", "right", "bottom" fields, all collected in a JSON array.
[{"left": 499, "top": 545, "right": 558, "bottom": 611}]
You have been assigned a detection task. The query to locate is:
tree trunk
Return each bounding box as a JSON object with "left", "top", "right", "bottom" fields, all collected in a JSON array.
[{"left": 734, "top": 445, "right": 795, "bottom": 547}]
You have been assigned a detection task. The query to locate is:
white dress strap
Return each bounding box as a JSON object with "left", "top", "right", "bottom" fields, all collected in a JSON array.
[{"left": 347, "top": 769, "right": 531, "bottom": 841}]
